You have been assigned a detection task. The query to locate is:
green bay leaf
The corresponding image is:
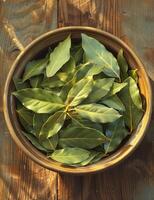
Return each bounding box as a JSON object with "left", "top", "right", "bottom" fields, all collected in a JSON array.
[
  {"left": 100, "top": 95, "right": 125, "bottom": 112},
  {"left": 23, "top": 58, "right": 48, "bottom": 82},
  {"left": 71, "top": 44, "right": 83, "bottom": 65},
  {"left": 119, "top": 77, "right": 143, "bottom": 131},
  {"left": 104, "top": 118, "right": 129, "bottom": 153},
  {"left": 17, "top": 107, "right": 34, "bottom": 126},
  {"left": 40, "top": 135, "right": 58, "bottom": 151},
  {"left": 18, "top": 115, "right": 34, "bottom": 135},
  {"left": 50, "top": 147, "right": 90, "bottom": 165},
  {"left": 39, "top": 111, "right": 66, "bottom": 139},
  {"left": 109, "top": 82, "right": 127, "bottom": 96},
  {"left": 66, "top": 77, "right": 93, "bottom": 107},
  {"left": 61, "top": 56, "right": 76, "bottom": 73},
  {"left": 128, "top": 77, "right": 142, "bottom": 110},
  {"left": 70, "top": 116, "right": 103, "bottom": 132},
  {"left": 129, "top": 69, "right": 138, "bottom": 82},
  {"left": 59, "top": 126, "right": 109, "bottom": 149},
  {"left": 22, "top": 131, "right": 48, "bottom": 152},
  {"left": 30, "top": 75, "right": 43, "bottom": 88},
  {"left": 13, "top": 77, "right": 30, "bottom": 90},
  {"left": 75, "top": 103, "right": 122, "bottom": 123},
  {"left": 82, "top": 33, "right": 120, "bottom": 78},
  {"left": 33, "top": 113, "right": 50, "bottom": 136},
  {"left": 70, "top": 151, "right": 100, "bottom": 167},
  {"left": 41, "top": 72, "right": 73, "bottom": 89},
  {"left": 13, "top": 88, "right": 65, "bottom": 114},
  {"left": 76, "top": 63, "right": 105, "bottom": 81},
  {"left": 84, "top": 78, "right": 114, "bottom": 103},
  {"left": 117, "top": 49, "right": 128, "bottom": 80},
  {"left": 17, "top": 107, "right": 35, "bottom": 135},
  {"left": 89, "top": 152, "right": 105, "bottom": 164},
  {"left": 46, "top": 36, "right": 71, "bottom": 77}
]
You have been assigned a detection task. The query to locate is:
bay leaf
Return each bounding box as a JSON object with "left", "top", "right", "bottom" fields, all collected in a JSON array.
[
  {"left": 127, "top": 77, "right": 142, "bottom": 110},
  {"left": 13, "top": 88, "right": 65, "bottom": 114},
  {"left": 59, "top": 79, "right": 75, "bottom": 102},
  {"left": 13, "top": 77, "right": 29, "bottom": 90},
  {"left": 33, "top": 113, "right": 50, "bottom": 136},
  {"left": 125, "top": 77, "right": 142, "bottom": 110},
  {"left": 40, "top": 134, "right": 58, "bottom": 151},
  {"left": 66, "top": 77, "right": 93, "bottom": 107},
  {"left": 119, "top": 77, "right": 143, "bottom": 131},
  {"left": 39, "top": 111, "right": 66, "bottom": 139},
  {"left": 100, "top": 95, "right": 125, "bottom": 112},
  {"left": 49, "top": 147, "right": 90, "bottom": 165},
  {"left": 46, "top": 36, "right": 71, "bottom": 77},
  {"left": 23, "top": 58, "right": 48, "bottom": 82},
  {"left": 93, "top": 144, "right": 105, "bottom": 152},
  {"left": 108, "top": 82, "right": 127, "bottom": 96},
  {"left": 70, "top": 151, "right": 100, "bottom": 167},
  {"left": 71, "top": 116, "right": 103, "bottom": 132},
  {"left": 89, "top": 152, "right": 105, "bottom": 164},
  {"left": 117, "top": 49, "right": 128, "bottom": 80},
  {"left": 41, "top": 75, "right": 65, "bottom": 89},
  {"left": 75, "top": 103, "right": 122, "bottom": 123},
  {"left": 84, "top": 78, "right": 114, "bottom": 103},
  {"left": 17, "top": 107, "right": 34, "bottom": 126},
  {"left": 18, "top": 115, "right": 34, "bottom": 134},
  {"left": 30, "top": 75, "right": 43, "bottom": 88},
  {"left": 59, "top": 126, "right": 109, "bottom": 149},
  {"left": 129, "top": 69, "right": 139, "bottom": 82},
  {"left": 61, "top": 56, "right": 76, "bottom": 73},
  {"left": 76, "top": 63, "right": 105, "bottom": 81},
  {"left": 82, "top": 33, "right": 120, "bottom": 78},
  {"left": 71, "top": 44, "right": 83, "bottom": 65},
  {"left": 22, "top": 131, "right": 48, "bottom": 152},
  {"left": 104, "top": 118, "right": 129, "bottom": 153}
]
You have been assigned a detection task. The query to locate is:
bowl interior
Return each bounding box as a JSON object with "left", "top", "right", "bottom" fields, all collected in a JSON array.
[{"left": 4, "top": 27, "right": 152, "bottom": 174}]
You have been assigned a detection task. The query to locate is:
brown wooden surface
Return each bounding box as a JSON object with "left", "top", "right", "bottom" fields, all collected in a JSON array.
[{"left": 0, "top": 0, "right": 154, "bottom": 199}]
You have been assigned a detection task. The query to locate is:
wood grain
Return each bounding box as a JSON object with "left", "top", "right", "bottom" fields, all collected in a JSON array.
[
  {"left": 1, "top": 0, "right": 154, "bottom": 199},
  {"left": 58, "top": 1, "right": 154, "bottom": 200},
  {"left": 0, "top": 1, "right": 58, "bottom": 200}
]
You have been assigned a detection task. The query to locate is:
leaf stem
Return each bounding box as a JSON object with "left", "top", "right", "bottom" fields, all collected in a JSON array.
[{"left": 67, "top": 112, "right": 84, "bottom": 127}]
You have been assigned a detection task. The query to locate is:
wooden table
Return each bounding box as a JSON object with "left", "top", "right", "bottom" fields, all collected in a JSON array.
[{"left": 0, "top": 1, "right": 154, "bottom": 199}]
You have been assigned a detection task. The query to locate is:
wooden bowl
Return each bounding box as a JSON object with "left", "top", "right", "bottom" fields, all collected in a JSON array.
[{"left": 3, "top": 27, "right": 152, "bottom": 174}]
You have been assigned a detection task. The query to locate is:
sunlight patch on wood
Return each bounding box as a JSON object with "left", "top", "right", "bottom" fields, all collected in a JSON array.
[{"left": 4, "top": 21, "right": 24, "bottom": 51}]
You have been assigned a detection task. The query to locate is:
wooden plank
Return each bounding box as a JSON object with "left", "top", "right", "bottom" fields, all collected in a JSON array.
[
  {"left": 0, "top": 1, "right": 58, "bottom": 199},
  {"left": 57, "top": 1, "right": 154, "bottom": 200},
  {"left": 58, "top": 174, "right": 82, "bottom": 200}
]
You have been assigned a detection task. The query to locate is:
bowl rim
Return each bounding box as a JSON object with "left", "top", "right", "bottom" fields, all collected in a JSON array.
[{"left": 3, "top": 26, "right": 152, "bottom": 174}]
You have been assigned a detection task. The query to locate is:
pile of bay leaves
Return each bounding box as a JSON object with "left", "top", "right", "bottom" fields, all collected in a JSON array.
[{"left": 13, "top": 34, "right": 144, "bottom": 167}]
